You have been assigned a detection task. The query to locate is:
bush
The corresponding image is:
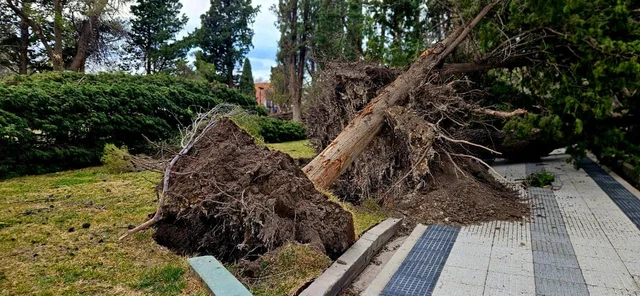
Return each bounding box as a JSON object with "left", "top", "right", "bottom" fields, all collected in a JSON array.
[
  {"left": 101, "top": 144, "right": 135, "bottom": 173},
  {"left": 527, "top": 172, "right": 555, "bottom": 188},
  {"left": 231, "top": 113, "right": 307, "bottom": 144},
  {"left": 257, "top": 117, "right": 307, "bottom": 143},
  {"left": 0, "top": 72, "right": 264, "bottom": 178}
]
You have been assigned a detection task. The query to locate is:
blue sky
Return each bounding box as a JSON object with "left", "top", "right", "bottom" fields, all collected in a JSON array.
[{"left": 177, "top": 0, "right": 279, "bottom": 81}]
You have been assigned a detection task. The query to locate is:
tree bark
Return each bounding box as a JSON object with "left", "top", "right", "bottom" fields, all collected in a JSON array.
[
  {"left": 18, "top": 2, "right": 29, "bottom": 74},
  {"left": 303, "top": 0, "right": 501, "bottom": 190},
  {"left": 6, "top": 0, "right": 60, "bottom": 70},
  {"left": 289, "top": 0, "right": 302, "bottom": 121},
  {"left": 53, "top": 0, "right": 64, "bottom": 70},
  {"left": 67, "top": 0, "right": 108, "bottom": 72}
]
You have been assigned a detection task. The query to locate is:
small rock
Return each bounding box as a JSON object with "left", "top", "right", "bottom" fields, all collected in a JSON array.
[
  {"left": 336, "top": 259, "right": 347, "bottom": 265},
  {"left": 444, "top": 217, "right": 450, "bottom": 222},
  {"left": 68, "top": 227, "right": 75, "bottom": 233},
  {"left": 520, "top": 242, "right": 526, "bottom": 246},
  {"left": 82, "top": 222, "right": 91, "bottom": 229}
]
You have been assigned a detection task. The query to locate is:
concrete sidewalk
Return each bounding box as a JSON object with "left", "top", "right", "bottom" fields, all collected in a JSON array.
[{"left": 363, "top": 155, "right": 640, "bottom": 296}]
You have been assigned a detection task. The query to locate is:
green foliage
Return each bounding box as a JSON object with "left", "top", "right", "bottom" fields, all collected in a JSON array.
[
  {"left": 101, "top": 144, "right": 135, "bottom": 173},
  {"left": 258, "top": 117, "right": 307, "bottom": 143},
  {"left": 196, "top": 0, "right": 260, "bottom": 86},
  {"left": 129, "top": 0, "right": 189, "bottom": 74},
  {"left": 239, "top": 58, "right": 256, "bottom": 97},
  {"left": 230, "top": 113, "right": 307, "bottom": 143},
  {"left": 527, "top": 172, "right": 555, "bottom": 188},
  {"left": 0, "top": 71, "right": 260, "bottom": 178}
]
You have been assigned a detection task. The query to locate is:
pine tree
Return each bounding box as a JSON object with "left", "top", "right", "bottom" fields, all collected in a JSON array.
[
  {"left": 197, "top": 0, "right": 259, "bottom": 87},
  {"left": 344, "top": 0, "right": 364, "bottom": 61},
  {"left": 129, "top": 0, "right": 188, "bottom": 74},
  {"left": 239, "top": 58, "right": 255, "bottom": 98}
]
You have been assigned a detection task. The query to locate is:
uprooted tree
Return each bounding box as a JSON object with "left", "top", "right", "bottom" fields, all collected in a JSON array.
[
  {"left": 118, "top": 0, "right": 639, "bottom": 262},
  {"left": 118, "top": 0, "right": 528, "bottom": 258}
]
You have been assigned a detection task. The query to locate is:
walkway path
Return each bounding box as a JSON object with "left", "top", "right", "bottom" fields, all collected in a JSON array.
[{"left": 363, "top": 155, "right": 640, "bottom": 296}]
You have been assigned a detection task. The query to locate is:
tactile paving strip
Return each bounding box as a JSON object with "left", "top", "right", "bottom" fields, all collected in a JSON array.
[
  {"left": 526, "top": 163, "right": 589, "bottom": 295},
  {"left": 381, "top": 225, "right": 459, "bottom": 296},
  {"left": 578, "top": 157, "right": 640, "bottom": 229}
]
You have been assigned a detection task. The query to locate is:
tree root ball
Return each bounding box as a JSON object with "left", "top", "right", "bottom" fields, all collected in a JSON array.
[{"left": 152, "top": 118, "right": 355, "bottom": 262}]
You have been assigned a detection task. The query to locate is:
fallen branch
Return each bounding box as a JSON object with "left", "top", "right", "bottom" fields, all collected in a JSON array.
[
  {"left": 472, "top": 107, "right": 527, "bottom": 119},
  {"left": 450, "top": 152, "right": 507, "bottom": 182}
]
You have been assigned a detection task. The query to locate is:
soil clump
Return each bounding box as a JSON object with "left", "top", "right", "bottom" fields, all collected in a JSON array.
[
  {"left": 306, "top": 62, "right": 530, "bottom": 226},
  {"left": 152, "top": 118, "right": 355, "bottom": 262}
]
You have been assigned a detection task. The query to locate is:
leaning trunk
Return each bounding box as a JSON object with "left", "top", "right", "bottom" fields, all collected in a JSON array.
[{"left": 303, "top": 0, "right": 501, "bottom": 189}]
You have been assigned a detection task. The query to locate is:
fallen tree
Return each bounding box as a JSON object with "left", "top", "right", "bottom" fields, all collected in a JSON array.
[
  {"left": 120, "top": 0, "right": 531, "bottom": 260},
  {"left": 302, "top": 0, "right": 506, "bottom": 189}
]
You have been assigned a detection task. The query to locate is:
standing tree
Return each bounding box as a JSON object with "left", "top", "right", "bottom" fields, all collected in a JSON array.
[
  {"left": 4, "top": 0, "right": 128, "bottom": 72},
  {"left": 129, "top": 0, "right": 188, "bottom": 74},
  {"left": 239, "top": 57, "right": 255, "bottom": 97},
  {"left": 197, "top": 0, "right": 259, "bottom": 87},
  {"left": 273, "top": 0, "right": 313, "bottom": 121}
]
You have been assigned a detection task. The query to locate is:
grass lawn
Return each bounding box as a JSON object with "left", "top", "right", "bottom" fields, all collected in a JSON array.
[
  {"left": 265, "top": 140, "right": 318, "bottom": 159},
  {"left": 0, "top": 140, "right": 386, "bottom": 295}
]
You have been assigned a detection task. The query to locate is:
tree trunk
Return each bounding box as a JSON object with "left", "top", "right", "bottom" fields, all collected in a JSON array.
[
  {"left": 68, "top": 0, "right": 108, "bottom": 72},
  {"left": 6, "top": 0, "right": 58, "bottom": 71},
  {"left": 53, "top": 0, "right": 64, "bottom": 70},
  {"left": 18, "top": 7, "right": 29, "bottom": 74},
  {"left": 289, "top": 0, "right": 302, "bottom": 122},
  {"left": 303, "top": 0, "right": 501, "bottom": 189}
]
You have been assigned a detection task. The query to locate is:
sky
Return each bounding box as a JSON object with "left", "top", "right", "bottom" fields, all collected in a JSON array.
[{"left": 177, "top": 0, "right": 279, "bottom": 81}]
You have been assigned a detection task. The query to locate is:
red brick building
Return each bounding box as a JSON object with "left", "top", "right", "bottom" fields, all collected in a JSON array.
[{"left": 254, "top": 82, "right": 271, "bottom": 107}]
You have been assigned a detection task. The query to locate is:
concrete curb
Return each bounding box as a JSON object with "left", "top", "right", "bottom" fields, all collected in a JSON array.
[
  {"left": 361, "top": 224, "right": 428, "bottom": 296},
  {"left": 299, "top": 218, "right": 402, "bottom": 296},
  {"left": 187, "top": 256, "right": 252, "bottom": 296}
]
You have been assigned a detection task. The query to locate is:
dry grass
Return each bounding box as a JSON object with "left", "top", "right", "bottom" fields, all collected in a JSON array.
[
  {"left": 0, "top": 141, "right": 382, "bottom": 296},
  {"left": 0, "top": 167, "right": 207, "bottom": 295}
]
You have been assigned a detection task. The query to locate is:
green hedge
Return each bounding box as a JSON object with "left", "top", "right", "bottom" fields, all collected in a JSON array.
[
  {"left": 231, "top": 114, "right": 307, "bottom": 144},
  {"left": 257, "top": 117, "right": 306, "bottom": 143},
  {"left": 0, "top": 72, "right": 265, "bottom": 178}
]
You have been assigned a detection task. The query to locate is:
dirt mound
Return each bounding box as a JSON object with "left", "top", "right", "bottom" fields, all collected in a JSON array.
[
  {"left": 306, "top": 62, "right": 529, "bottom": 225},
  {"left": 152, "top": 118, "right": 355, "bottom": 262},
  {"left": 391, "top": 159, "right": 528, "bottom": 225}
]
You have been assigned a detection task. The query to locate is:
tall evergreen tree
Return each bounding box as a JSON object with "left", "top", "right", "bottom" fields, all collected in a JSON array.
[
  {"left": 129, "top": 0, "right": 188, "bottom": 74},
  {"left": 239, "top": 58, "right": 255, "bottom": 97},
  {"left": 344, "top": 0, "right": 364, "bottom": 61},
  {"left": 197, "top": 0, "right": 259, "bottom": 87}
]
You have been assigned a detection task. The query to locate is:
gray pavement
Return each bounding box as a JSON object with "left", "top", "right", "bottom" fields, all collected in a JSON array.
[{"left": 363, "top": 155, "right": 640, "bottom": 296}]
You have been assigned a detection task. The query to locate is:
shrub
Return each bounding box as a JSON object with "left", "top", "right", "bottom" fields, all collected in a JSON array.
[
  {"left": 257, "top": 117, "right": 307, "bottom": 143},
  {"left": 0, "top": 72, "right": 263, "bottom": 178},
  {"left": 230, "top": 113, "right": 307, "bottom": 144},
  {"left": 527, "top": 172, "right": 555, "bottom": 188},
  {"left": 101, "top": 144, "right": 135, "bottom": 173}
]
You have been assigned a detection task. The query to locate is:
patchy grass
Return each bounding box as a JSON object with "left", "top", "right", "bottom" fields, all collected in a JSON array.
[
  {"left": 266, "top": 140, "right": 317, "bottom": 159},
  {"left": 237, "top": 243, "right": 332, "bottom": 296},
  {"left": 0, "top": 167, "right": 205, "bottom": 295},
  {"left": 0, "top": 141, "right": 377, "bottom": 295},
  {"left": 324, "top": 191, "right": 388, "bottom": 237}
]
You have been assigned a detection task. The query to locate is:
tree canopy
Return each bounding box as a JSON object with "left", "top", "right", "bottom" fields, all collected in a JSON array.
[
  {"left": 239, "top": 57, "right": 256, "bottom": 97},
  {"left": 196, "top": 0, "right": 260, "bottom": 86}
]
